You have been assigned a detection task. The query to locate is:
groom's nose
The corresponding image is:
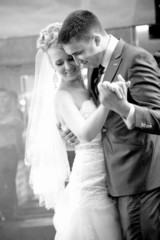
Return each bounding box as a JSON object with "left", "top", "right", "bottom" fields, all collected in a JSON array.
[{"left": 73, "top": 56, "right": 80, "bottom": 65}]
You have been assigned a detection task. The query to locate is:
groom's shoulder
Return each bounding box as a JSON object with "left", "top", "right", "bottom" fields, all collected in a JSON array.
[{"left": 123, "top": 40, "right": 149, "bottom": 57}]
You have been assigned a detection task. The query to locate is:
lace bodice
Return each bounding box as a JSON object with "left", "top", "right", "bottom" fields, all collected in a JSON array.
[{"left": 68, "top": 99, "right": 108, "bottom": 206}]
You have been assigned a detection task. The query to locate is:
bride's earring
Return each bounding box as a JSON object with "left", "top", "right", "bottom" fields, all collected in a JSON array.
[{"left": 53, "top": 70, "right": 60, "bottom": 88}]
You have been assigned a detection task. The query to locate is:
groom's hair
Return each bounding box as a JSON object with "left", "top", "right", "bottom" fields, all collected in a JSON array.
[{"left": 58, "top": 10, "right": 105, "bottom": 44}]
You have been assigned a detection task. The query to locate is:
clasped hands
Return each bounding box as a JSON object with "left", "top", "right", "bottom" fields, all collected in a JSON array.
[
  {"left": 98, "top": 74, "right": 131, "bottom": 118},
  {"left": 58, "top": 74, "right": 130, "bottom": 146}
]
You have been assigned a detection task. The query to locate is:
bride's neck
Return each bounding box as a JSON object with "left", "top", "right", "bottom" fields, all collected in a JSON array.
[{"left": 60, "top": 76, "right": 85, "bottom": 90}]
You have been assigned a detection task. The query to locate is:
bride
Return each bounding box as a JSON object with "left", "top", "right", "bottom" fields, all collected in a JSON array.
[{"left": 25, "top": 22, "right": 129, "bottom": 240}]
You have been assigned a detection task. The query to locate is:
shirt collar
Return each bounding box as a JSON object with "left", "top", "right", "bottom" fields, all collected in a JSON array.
[{"left": 101, "top": 35, "right": 119, "bottom": 69}]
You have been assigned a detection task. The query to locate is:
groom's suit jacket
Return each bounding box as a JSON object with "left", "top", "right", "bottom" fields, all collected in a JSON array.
[{"left": 88, "top": 39, "right": 160, "bottom": 197}]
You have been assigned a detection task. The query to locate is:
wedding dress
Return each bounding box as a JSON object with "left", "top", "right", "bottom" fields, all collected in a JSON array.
[{"left": 53, "top": 99, "right": 122, "bottom": 240}]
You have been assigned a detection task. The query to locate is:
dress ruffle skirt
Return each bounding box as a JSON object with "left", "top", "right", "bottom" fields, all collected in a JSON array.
[{"left": 53, "top": 145, "right": 122, "bottom": 240}]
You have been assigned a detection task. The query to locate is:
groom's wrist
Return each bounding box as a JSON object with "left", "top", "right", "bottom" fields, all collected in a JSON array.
[
  {"left": 117, "top": 101, "right": 131, "bottom": 119},
  {"left": 122, "top": 103, "right": 135, "bottom": 129},
  {"left": 123, "top": 103, "right": 132, "bottom": 119}
]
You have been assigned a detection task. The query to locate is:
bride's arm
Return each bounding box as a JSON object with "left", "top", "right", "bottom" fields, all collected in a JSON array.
[{"left": 55, "top": 91, "right": 108, "bottom": 142}]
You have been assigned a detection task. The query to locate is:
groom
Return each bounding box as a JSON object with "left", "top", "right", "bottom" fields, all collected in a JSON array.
[{"left": 58, "top": 10, "right": 160, "bottom": 240}]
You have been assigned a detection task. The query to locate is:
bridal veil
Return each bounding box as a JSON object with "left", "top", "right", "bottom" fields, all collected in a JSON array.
[{"left": 25, "top": 49, "right": 70, "bottom": 209}]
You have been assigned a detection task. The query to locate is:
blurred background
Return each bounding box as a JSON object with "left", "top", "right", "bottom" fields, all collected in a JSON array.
[{"left": 0, "top": 0, "right": 160, "bottom": 239}]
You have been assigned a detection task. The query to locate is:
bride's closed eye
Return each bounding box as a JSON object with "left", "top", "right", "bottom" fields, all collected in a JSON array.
[
  {"left": 55, "top": 60, "right": 64, "bottom": 66},
  {"left": 55, "top": 56, "right": 74, "bottom": 66}
]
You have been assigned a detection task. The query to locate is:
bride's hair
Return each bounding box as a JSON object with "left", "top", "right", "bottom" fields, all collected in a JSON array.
[{"left": 37, "top": 22, "right": 62, "bottom": 51}]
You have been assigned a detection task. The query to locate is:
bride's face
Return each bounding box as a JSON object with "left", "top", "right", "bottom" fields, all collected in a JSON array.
[{"left": 48, "top": 47, "right": 81, "bottom": 82}]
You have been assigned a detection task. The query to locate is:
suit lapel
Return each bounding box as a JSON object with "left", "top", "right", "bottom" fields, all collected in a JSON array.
[
  {"left": 103, "top": 39, "right": 125, "bottom": 83},
  {"left": 88, "top": 39, "right": 125, "bottom": 104}
]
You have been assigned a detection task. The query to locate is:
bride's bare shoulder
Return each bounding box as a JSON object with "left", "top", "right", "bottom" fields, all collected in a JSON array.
[
  {"left": 54, "top": 89, "right": 75, "bottom": 121},
  {"left": 54, "top": 89, "right": 74, "bottom": 106}
]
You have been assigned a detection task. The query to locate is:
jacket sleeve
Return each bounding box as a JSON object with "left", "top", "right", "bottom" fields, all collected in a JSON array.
[{"left": 128, "top": 50, "right": 160, "bottom": 134}]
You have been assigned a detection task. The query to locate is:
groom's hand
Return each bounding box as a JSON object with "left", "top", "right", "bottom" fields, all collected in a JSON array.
[
  {"left": 98, "top": 75, "right": 131, "bottom": 119},
  {"left": 98, "top": 74, "right": 130, "bottom": 99},
  {"left": 57, "top": 123, "right": 79, "bottom": 147}
]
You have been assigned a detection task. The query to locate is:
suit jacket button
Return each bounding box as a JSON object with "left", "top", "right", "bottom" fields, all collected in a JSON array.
[{"left": 102, "top": 128, "right": 107, "bottom": 133}]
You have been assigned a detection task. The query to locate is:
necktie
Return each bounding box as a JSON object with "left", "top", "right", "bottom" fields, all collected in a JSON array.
[
  {"left": 91, "top": 64, "right": 105, "bottom": 98},
  {"left": 98, "top": 64, "right": 105, "bottom": 77}
]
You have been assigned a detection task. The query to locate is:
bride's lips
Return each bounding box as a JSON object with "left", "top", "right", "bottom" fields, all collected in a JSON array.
[{"left": 66, "top": 67, "right": 77, "bottom": 75}]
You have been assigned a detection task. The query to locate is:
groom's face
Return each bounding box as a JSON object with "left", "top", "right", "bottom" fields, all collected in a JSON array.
[{"left": 62, "top": 37, "right": 101, "bottom": 68}]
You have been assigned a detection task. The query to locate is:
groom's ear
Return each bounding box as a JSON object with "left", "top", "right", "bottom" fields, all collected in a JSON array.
[{"left": 93, "top": 34, "right": 101, "bottom": 46}]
